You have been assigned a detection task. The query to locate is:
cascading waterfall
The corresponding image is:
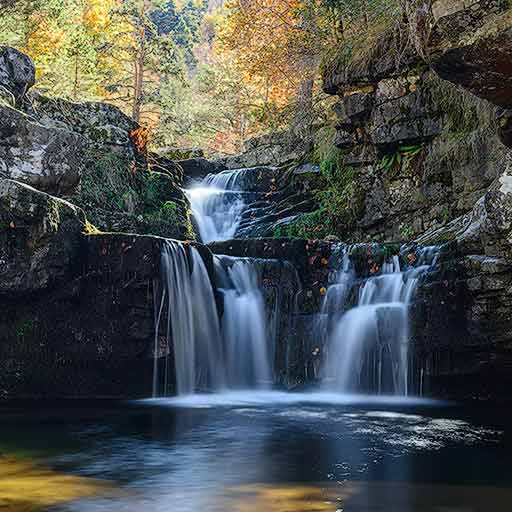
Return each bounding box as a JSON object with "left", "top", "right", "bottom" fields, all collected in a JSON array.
[
  {"left": 322, "top": 248, "right": 438, "bottom": 395},
  {"left": 186, "top": 170, "right": 248, "bottom": 243},
  {"left": 214, "top": 256, "right": 273, "bottom": 389},
  {"left": 154, "top": 243, "right": 276, "bottom": 396},
  {"left": 154, "top": 240, "right": 224, "bottom": 397}
]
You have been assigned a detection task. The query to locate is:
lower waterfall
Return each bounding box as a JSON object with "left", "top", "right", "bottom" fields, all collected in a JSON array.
[
  {"left": 215, "top": 256, "right": 273, "bottom": 389},
  {"left": 154, "top": 238, "right": 439, "bottom": 398},
  {"left": 321, "top": 248, "right": 437, "bottom": 395},
  {"left": 154, "top": 242, "right": 275, "bottom": 396},
  {"left": 154, "top": 240, "right": 224, "bottom": 397}
]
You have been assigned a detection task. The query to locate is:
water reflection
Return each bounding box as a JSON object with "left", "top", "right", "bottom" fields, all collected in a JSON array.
[
  {"left": 0, "top": 458, "right": 108, "bottom": 512},
  {"left": 0, "top": 396, "right": 509, "bottom": 512}
]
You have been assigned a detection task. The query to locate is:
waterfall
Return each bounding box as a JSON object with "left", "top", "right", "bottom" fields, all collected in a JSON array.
[
  {"left": 214, "top": 256, "right": 273, "bottom": 389},
  {"left": 322, "top": 248, "right": 437, "bottom": 396},
  {"left": 154, "top": 244, "right": 276, "bottom": 396},
  {"left": 154, "top": 240, "right": 224, "bottom": 397},
  {"left": 186, "top": 170, "right": 248, "bottom": 243}
]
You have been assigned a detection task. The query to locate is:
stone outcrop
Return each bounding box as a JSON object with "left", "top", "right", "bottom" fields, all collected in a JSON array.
[
  {"left": 0, "top": 46, "right": 35, "bottom": 106},
  {"left": 0, "top": 179, "right": 85, "bottom": 297},
  {"left": 419, "top": 0, "right": 512, "bottom": 109},
  {"left": 216, "top": 129, "right": 313, "bottom": 170},
  {"left": 0, "top": 105, "right": 86, "bottom": 195},
  {"left": 0, "top": 47, "right": 193, "bottom": 240}
]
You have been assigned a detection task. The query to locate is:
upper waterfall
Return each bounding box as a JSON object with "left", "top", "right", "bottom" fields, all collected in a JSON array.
[{"left": 186, "top": 166, "right": 278, "bottom": 243}]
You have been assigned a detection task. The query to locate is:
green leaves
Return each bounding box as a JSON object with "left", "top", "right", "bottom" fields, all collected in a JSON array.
[{"left": 379, "top": 143, "right": 424, "bottom": 172}]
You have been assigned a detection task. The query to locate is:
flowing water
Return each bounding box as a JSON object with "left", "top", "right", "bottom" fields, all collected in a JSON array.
[
  {"left": 215, "top": 256, "right": 273, "bottom": 389},
  {"left": 155, "top": 240, "right": 223, "bottom": 396},
  {"left": 155, "top": 245, "right": 277, "bottom": 395},
  {"left": 1, "top": 398, "right": 511, "bottom": 512},
  {"left": 186, "top": 170, "right": 251, "bottom": 243},
  {"left": 322, "top": 249, "right": 437, "bottom": 396}
]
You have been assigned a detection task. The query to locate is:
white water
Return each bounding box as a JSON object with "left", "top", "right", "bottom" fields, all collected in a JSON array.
[
  {"left": 186, "top": 170, "right": 248, "bottom": 243},
  {"left": 215, "top": 256, "right": 273, "bottom": 389},
  {"left": 155, "top": 240, "right": 224, "bottom": 396},
  {"left": 155, "top": 246, "right": 275, "bottom": 396},
  {"left": 144, "top": 390, "right": 442, "bottom": 408},
  {"left": 322, "top": 251, "right": 435, "bottom": 396}
]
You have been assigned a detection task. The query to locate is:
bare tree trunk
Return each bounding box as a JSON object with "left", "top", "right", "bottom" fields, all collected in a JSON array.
[
  {"left": 132, "top": 51, "right": 144, "bottom": 123},
  {"left": 73, "top": 54, "right": 79, "bottom": 101},
  {"left": 131, "top": 0, "right": 147, "bottom": 123}
]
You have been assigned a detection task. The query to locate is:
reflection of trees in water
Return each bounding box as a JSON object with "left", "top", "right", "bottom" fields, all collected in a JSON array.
[{"left": 220, "top": 481, "right": 512, "bottom": 512}]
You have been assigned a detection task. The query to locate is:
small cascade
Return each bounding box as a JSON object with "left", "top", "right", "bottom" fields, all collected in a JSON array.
[
  {"left": 322, "top": 247, "right": 438, "bottom": 396},
  {"left": 154, "top": 240, "right": 224, "bottom": 397},
  {"left": 186, "top": 167, "right": 278, "bottom": 243},
  {"left": 214, "top": 256, "right": 273, "bottom": 389},
  {"left": 317, "top": 246, "right": 354, "bottom": 340},
  {"left": 186, "top": 170, "right": 250, "bottom": 243}
]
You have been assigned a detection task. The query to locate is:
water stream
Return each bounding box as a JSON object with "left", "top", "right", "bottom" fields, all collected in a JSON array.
[{"left": 159, "top": 168, "right": 441, "bottom": 399}]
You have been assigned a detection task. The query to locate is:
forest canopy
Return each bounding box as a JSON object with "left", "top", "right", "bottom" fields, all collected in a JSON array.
[{"left": 0, "top": 0, "right": 401, "bottom": 154}]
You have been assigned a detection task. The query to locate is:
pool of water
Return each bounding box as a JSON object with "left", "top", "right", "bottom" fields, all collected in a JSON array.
[{"left": 1, "top": 391, "right": 511, "bottom": 511}]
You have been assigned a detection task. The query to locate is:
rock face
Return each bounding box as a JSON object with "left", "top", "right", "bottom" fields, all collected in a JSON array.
[
  {"left": 424, "top": 0, "right": 512, "bottom": 110},
  {"left": 216, "top": 129, "right": 313, "bottom": 169},
  {"left": 0, "top": 230, "right": 161, "bottom": 399},
  {"left": 0, "top": 47, "right": 192, "bottom": 240},
  {"left": 317, "top": 0, "right": 512, "bottom": 400},
  {"left": 0, "top": 179, "right": 85, "bottom": 297}
]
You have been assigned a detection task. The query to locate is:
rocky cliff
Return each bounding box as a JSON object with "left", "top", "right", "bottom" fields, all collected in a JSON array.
[
  {"left": 319, "top": 0, "right": 512, "bottom": 399},
  {"left": 0, "top": 47, "right": 196, "bottom": 398}
]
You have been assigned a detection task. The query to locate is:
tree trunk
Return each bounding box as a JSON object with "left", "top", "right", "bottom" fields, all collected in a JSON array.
[
  {"left": 131, "top": 0, "right": 147, "bottom": 123},
  {"left": 132, "top": 51, "right": 144, "bottom": 123},
  {"left": 73, "top": 54, "right": 79, "bottom": 101}
]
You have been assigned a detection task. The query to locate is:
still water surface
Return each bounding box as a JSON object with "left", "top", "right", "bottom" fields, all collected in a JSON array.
[{"left": 1, "top": 392, "right": 511, "bottom": 511}]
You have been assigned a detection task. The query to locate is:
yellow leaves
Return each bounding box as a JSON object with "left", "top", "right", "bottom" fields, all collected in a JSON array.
[
  {"left": 83, "top": 0, "right": 116, "bottom": 32},
  {"left": 0, "top": 457, "right": 108, "bottom": 512}
]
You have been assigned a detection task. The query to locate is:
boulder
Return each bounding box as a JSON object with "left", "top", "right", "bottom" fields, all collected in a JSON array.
[
  {"left": 416, "top": 0, "right": 512, "bottom": 110},
  {"left": 28, "top": 93, "right": 138, "bottom": 151},
  {"left": 0, "top": 47, "right": 35, "bottom": 104},
  {"left": 0, "top": 105, "right": 86, "bottom": 196}
]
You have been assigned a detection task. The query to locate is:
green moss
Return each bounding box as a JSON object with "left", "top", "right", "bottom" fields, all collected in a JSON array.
[
  {"left": 46, "top": 198, "right": 61, "bottom": 233},
  {"left": 16, "top": 319, "right": 34, "bottom": 338},
  {"left": 399, "top": 223, "right": 414, "bottom": 241},
  {"left": 69, "top": 147, "right": 193, "bottom": 239},
  {"left": 275, "top": 149, "right": 364, "bottom": 240}
]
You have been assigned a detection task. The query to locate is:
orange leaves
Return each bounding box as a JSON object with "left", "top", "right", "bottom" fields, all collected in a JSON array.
[
  {"left": 129, "top": 126, "right": 151, "bottom": 155},
  {"left": 216, "top": 0, "right": 319, "bottom": 104}
]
